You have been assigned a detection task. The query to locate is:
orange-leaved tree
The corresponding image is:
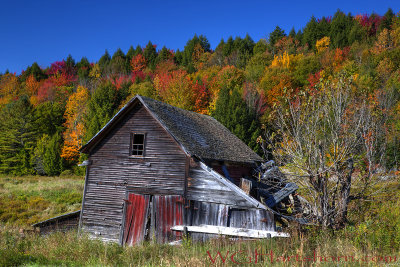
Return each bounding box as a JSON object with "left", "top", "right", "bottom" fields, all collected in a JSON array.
[{"left": 61, "top": 86, "right": 89, "bottom": 163}]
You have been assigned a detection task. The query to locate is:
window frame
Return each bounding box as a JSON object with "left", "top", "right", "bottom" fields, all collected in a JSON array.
[{"left": 129, "top": 132, "right": 146, "bottom": 157}]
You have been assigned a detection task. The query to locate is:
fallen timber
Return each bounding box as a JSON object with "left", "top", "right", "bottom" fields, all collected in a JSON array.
[{"left": 171, "top": 224, "right": 290, "bottom": 238}]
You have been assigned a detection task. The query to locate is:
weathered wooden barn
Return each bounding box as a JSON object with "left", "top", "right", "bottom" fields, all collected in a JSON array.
[{"left": 78, "top": 95, "right": 289, "bottom": 245}]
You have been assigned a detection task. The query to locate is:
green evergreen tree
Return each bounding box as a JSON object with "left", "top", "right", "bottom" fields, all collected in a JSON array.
[
  {"left": 212, "top": 86, "right": 262, "bottom": 154},
  {"left": 134, "top": 45, "right": 143, "bottom": 56},
  {"left": 329, "top": 10, "right": 354, "bottom": 48},
  {"left": 223, "top": 36, "right": 234, "bottom": 57},
  {"left": 0, "top": 96, "right": 36, "bottom": 175},
  {"left": 21, "top": 62, "right": 47, "bottom": 81},
  {"left": 289, "top": 27, "right": 296, "bottom": 39},
  {"left": 126, "top": 46, "right": 135, "bottom": 60},
  {"left": 253, "top": 39, "right": 268, "bottom": 54},
  {"left": 233, "top": 34, "right": 255, "bottom": 68},
  {"left": 126, "top": 46, "right": 135, "bottom": 72},
  {"left": 269, "top": 26, "right": 286, "bottom": 47},
  {"left": 317, "top": 17, "right": 331, "bottom": 38},
  {"left": 65, "top": 54, "right": 76, "bottom": 69},
  {"left": 111, "top": 48, "right": 127, "bottom": 74},
  {"left": 143, "top": 41, "right": 158, "bottom": 70},
  {"left": 379, "top": 8, "right": 395, "bottom": 32},
  {"left": 174, "top": 49, "right": 183, "bottom": 65},
  {"left": 348, "top": 22, "right": 366, "bottom": 44},
  {"left": 269, "top": 26, "right": 286, "bottom": 55},
  {"left": 295, "top": 30, "right": 303, "bottom": 43},
  {"left": 157, "top": 46, "right": 172, "bottom": 63},
  {"left": 182, "top": 34, "right": 211, "bottom": 71},
  {"left": 83, "top": 82, "right": 125, "bottom": 142},
  {"left": 33, "top": 102, "right": 65, "bottom": 137},
  {"left": 76, "top": 57, "right": 91, "bottom": 80},
  {"left": 302, "top": 16, "right": 320, "bottom": 48},
  {"left": 215, "top": 39, "right": 225, "bottom": 53},
  {"left": 33, "top": 132, "right": 63, "bottom": 176},
  {"left": 98, "top": 50, "right": 111, "bottom": 75}
]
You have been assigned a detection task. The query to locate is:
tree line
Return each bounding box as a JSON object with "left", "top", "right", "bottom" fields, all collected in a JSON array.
[{"left": 0, "top": 8, "right": 399, "bottom": 183}]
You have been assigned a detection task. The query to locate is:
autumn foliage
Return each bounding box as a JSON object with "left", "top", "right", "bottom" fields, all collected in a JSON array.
[
  {"left": 0, "top": 8, "right": 400, "bottom": 176},
  {"left": 61, "top": 86, "right": 89, "bottom": 162}
]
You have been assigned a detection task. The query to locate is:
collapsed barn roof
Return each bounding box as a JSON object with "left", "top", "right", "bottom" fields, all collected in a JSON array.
[{"left": 80, "top": 95, "right": 262, "bottom": 164}]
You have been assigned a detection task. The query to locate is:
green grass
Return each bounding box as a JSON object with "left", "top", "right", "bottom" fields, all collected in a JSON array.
[
  {"left": 0, "top": 226, "right": 399, "bottom": 266},
  {"left": 0, "top": 175, "right": 84, "bottom": 226},
  {"left": 0, "top": 175, "right": 399, "bottom": 266}
]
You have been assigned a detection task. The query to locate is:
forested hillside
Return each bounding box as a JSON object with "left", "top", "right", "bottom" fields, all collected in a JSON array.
[{"left": 0, "top": 9, "right": 399, "bottom": 178}]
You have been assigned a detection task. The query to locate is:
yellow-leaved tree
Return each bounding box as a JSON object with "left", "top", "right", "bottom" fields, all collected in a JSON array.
[
  {"left": 61, "top": 86, "right": 89, "bottom": 162},
  {"left": 316, "top": 36, "right": 330, "bottom": 53}
]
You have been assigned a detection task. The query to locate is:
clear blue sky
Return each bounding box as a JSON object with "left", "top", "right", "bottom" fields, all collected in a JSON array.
[{"left": 1, "top": 0, "right": 399, "bottom": 74}]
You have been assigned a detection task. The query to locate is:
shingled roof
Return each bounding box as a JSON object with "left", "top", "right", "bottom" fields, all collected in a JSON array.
[{"left": 80, "top": 95, "right": 262, "bottom": 164}]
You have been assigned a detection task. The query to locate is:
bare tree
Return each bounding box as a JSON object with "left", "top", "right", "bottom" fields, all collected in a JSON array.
[{"left": 270, "top": 73, "right": 391, "bottom": 228}]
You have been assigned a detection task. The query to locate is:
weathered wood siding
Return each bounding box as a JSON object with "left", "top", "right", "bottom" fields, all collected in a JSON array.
[
  {"left": 184, "top": 200, "right": 275, "bottom": 241},
  {"left": 33, "top": 211, "right": 80, "bottom": 235},
  {"left": 229, "top": 208, "right": 275, "bottom": 231},
  {"left": 185, "top": 201, "right": 229, "bottom": 242},
  {"left": 187, "top": 165, "right": 254, "bottom": 208},
  {"left": 186, "top": 162, "right": 275, "bottom": 241},
  {"left": 81, "top": 103, "right": 187, "bottom": 242}
]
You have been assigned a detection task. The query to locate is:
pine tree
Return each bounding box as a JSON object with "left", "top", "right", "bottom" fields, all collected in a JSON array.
[
  {"left": 126, "top": 46, "right": 135, "bottom": 72},
  {"left": 143, "top": 41, "right": 158, "bottom": 70},
  {"left": 111, "top": 48, "right": 127, "bottom": 74},
  {"left": 98, "top": 50, "right": 111, "bottom": 75},
  {"left": 223, "top": 36, "right": 234, "bottom": 57},
  {"left": 253, "top": 39, "right": 268, "bottom": 54},
  {"left": 289, "top": 27, "right": 296, "bottom": 38},
  {"left": 329, "top": 10, "right": 354, "bottom": 48},
  {"left": 33, "top": 101, "right": 65, "bottom": 137},
  {"left": 21, "top": 62, "right": 47, "bottom": 82},
  {"left": 0, "top": 96, "right": 37, "bottom": 174},
  {"left": 76, "top": 57, "right": 91, "bottom": 80},
  {"left": 212, "top": 86, "right": 262, "bottom": 154},
  {"left": 379, "top": 8, "right": 395, "bottom": 32},
  {"left": 182, "top": 34, "right": 211, "bottom": 72},
  {"left": 33, "top": 132, "right": 63, "bottom": 176},
  {"left": 157, "top": 46, "right": 173, "bottom": 63},
  {"left": 269, "top": 26, "right": 286, "bottom": 47},
  {"left": 134, "top": 45, "right": 143, "bottom": 56},
  {"left": 84, "top": 82, "right": 122, "bottom": 142},
  {"left": 302, "top": 16, "right": 320, "bottom": 48}
]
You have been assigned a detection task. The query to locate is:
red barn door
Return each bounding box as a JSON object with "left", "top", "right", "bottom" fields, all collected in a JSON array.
[
  {"left": 154, "top": 195, "right": 183, "bottom": 243},
  {"left": 123, "top": 193, "right": 183, "bottom": 245},
  {"left": 123, "top": 193, "right": 150, "bottom": 246}
]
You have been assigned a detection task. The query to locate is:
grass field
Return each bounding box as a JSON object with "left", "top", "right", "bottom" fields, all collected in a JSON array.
[
  {"left": 0, "top": 175, "right": 84, "bottom": 226},
  {"left": 0, "top": 175, "right": 399, "bottom": 266}
]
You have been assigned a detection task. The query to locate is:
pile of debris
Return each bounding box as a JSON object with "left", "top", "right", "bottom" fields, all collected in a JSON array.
[{"left": 254, "top": 160, "right": 309, "bottom": 225}]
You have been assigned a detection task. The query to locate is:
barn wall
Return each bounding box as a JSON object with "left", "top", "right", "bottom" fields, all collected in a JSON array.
[
  {"left": 185, "top": 201, "right": 229, "bottom": 242},
  {"left": 187, "top": 165, "right": 254, "bottom": 208},
  {"left": 186, "top": 162, "right": 275, "bottom": 241},
  {"left": 81, "top": 103, "right": 187, "bottom": 242},
  {"left": 185, "top": 200, "right": 275, "bottom": 241}
]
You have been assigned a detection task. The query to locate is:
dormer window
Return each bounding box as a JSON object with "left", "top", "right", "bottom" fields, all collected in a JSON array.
[{"left": 130, "top": 133, "right": 145, "bottom": 156}]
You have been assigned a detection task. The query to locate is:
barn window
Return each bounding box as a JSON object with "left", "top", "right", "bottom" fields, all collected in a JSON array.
[{"left": 131, "top": 133, "right": 145, "bottom": 156}]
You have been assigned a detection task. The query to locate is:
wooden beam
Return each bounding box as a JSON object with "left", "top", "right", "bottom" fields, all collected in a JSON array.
[{"left": 171, "top": 225, "right": 289, "bottom": 238}]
